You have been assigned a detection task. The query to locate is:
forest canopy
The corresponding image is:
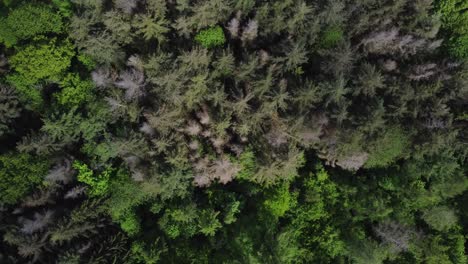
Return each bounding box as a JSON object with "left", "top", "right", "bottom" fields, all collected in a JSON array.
[{"left": 0, "top": 0, "right": 467, "bottom": 263}]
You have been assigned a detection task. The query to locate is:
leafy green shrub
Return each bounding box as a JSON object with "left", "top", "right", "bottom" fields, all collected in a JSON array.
[
  {"left": 236, "top": 149, "right": 257, "bottom": 181},
  {"left": 223, "top": 200, "right": 241, "bottom": 224},
  {"left": 422, "top": 205, "right": 458, "bottom": 231},
  {"left": 263, "top": 182, "right": 297, "bottom": 218},
  {"left": 319, "top": 25, "right": 343, "bottom": 48},
  {"left": 0, "top": 84, "right": 21, "bottom": 137},
  {"left": 0, "top": 153, "right": 50, "bottom": 204},
  {"left": 106, "top": 169, "right": 149, "bottom": 232},
  {"left": 364, "top": 127, "right": 410, "bottom": 168},
  {"left": 198, "top": 209, "right": 222, "bottom": 236},
  {"left": 55, "top": 73, "right": 94, "bottom": 107},
  {"left": 279, "top": 164, "right": 346, "bottom": 261},
  {"left": 73, "top": 161, "right": 111, "bottom": 197},
  {"left": 159, "top": 205, "right": 223, "bottom": 239},
  {"left": 5, "top": 74, "right": 43, "bottom": 109},
  {"left": 159, "top": 205, "right": 198, "bottom": 239},
  {"left": 436, "top": 0, "right": 468, "bottom": 59},
  {"left": 195, "top": 26, "right": 226, "bottom": 48},
  {"left": 9, "top": 38, "right": 75, "bottom": 84},
  {"left": 346, "top": 237, "right": 390, "bottom": 264},
  {"left": 119, "top": 210, "right": 141, "bottom": 236},
  {"left": 303, "top": 164, "right": 340, "bottom": 211},
  {"left": 52, "top": 0, "right": 73, "bottom": 17},
  {"left": 276, "top": 230, "right": 308, "bottom": 264},
  {"left": 7, "top": 38, "right": 75, "bottom": 107},
  {"left": 447, "top": 34, "right": 468, "bottom": 59},
  {"left": 77, "top": 53, "right": 96, "bottom": 71},
  {"left": 130, "top": 240, "right": 165, "bottom": 264},
  {"left": 2, "top": 0, "right": 13, "bottom": 6},
  {"left": 447, "top": 233, "right": 467, "bottom": 264},
  {"left": 0, "top": 3, "right": 63, "bottom": 47}
]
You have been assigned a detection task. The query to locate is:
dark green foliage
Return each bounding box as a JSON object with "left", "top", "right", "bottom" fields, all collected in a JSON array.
[
  {"left": 436, "top": 0, "right": 468, "bottom": 58},
  {"left": 119, "top": 210, "right": 141, "bottom": 236},
  {"left": 158, "top": 204, "right": 198, "bottom": 239},
  {"left": 7, "top": 38, "right": 75, "bottom": 107},
  {"left": 195, "top": 26, "right": 226, "bottom": 48},
  {"left": 55, "top": 73, "right": 94, "bottom": 107},
  {"left": 197, "top": 209, "right": 222, "bottom": 236},
  {"left": 236, "top": 149, "right": 257, "bottom": 181},
  {"left": 129, "top": 240, "right": 165, "bottom": 264},
  {"left": 0, "top": 84, "right": 21, "bottom": 136},
  {"left": 73, "top": 161, "right": 111, "bottom": 197},
  {"left": 105, "top": 169, "right": 151, "bottom": 235},
  {"left": 365, "top": 126, "right": 410, "bottom": 168},
  {"left": 52, "top": 0, "right": 73, "bottom": 17},
  {"left": 422, "top": 205, "right": 458, "bottom": 232},
  {"left": 0, "top": 152, "right": 49, "bottom": 204},
  {"left": 8, "top": 38, "right": 74, "bottom": 84},
  {"left": 281, "top": 164, "right": 346, "bottom": 262},
  {"left": 0, "top": 0, "right": 467, "bottom": 263},
  {"left": 77, "top": 53, "right": 96, "bottom": 71},
  {"left": 447, "top": 233, "right": 467, "bottom": 264},
  {"left": 0, "top": 3, "right": 63, "bottom": 47},
  {"left": 263, "top": 182, "right": 297, "bottom": 218},
  {"left": 319, "top": 25, "right": 344, "bottom": 48}
]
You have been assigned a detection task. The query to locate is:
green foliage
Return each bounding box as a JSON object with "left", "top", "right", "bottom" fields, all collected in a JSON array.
[
  {"left": 195, "top": 26, "right": 226, "bottom": 48},
  {"left": 365, "top": 127, "right": 410, "bottom": 168},
  {"left": 447, "top": 233, "right": 467, "bottom": 264},
  {"left": 198, "top": 209, "right": 222, "bottom": 236},
  {"left": 52, "top": 0, "right": 72, "bottom": 17},
  {"left": 252, "top": 150, "right": 306, "bottom": 186},
  {"left": 38, "top": 104, "right": 110, "bottom": 153},
  {"left": 9, "top": 38, "right": 75, "bottom": 84},
  {"left": 119, "top": 210, "right": 141, "bottom": 236},
  {"left": 77, "top": 53, "right": 96, "bottom": 71},
  {"left": 347, "top": 236, "right": 390, "bottom": 264},
  {"left": 105, "top": 169, "right": 150, "bottom": 233},
  {"left": 319, "top": 25, "right": 344, "bottom": 48},
  {"left": 1, "top": 0, "right": 467, "bottom": 262},
  {"left": 223, "top": 200, "right": 241, "bottom": 224},
  {"left": 73, "top": 161, "right": 111, "bottom": 197},
  {"left": 263, "top": 182, "right": 297, "bottom": 218},
  {"left": 157, "top": 169, "right": 193, "bottom": 201},
  {"left": 0, "top": 85, "right": 21, "bottom": 136},
  {"left": 448, "top": 35, "right": 468, "bottom": 58},
  {"left": 420, "top": 235, "right": 458, "bottom": 264},
  {"left": 55, "top": 73, "right": 94, "bottom": 107},
  {"left": 275, "top": 230, "right": 308, "bottom": 264},
  {"left": 0, "top": 152, "right": 49, "bottom": 204},
  {"left": 0, "top": 3, "right": 63, "bottom": 47},
  {"left": 282, "top": 163, "right": 346, "bottom": 261},
  {"left": 236, "top": 149, "right": 257, "bottom": 181},
  {"left": 2, "top": 0, "right": 13, "bottom": 6},
  {"left": 7, "top": 38, "right": 75, "bottom": 107},
  {"left": 436, "top": 0, "right": 468, "bottom": 58},
  {"left": 159, "top": 205, "right": 198, "bottom": 239},
  {"left": 404, "top": 150, "right": 467, "bottom": 205},
  {"left": 422, "top": 205, "right": 458, "bottom": 231},
  {"left": 5, "top": 74, "right": 43, "bottom": 108},
  {"left": 41, "top": 109, "right": 84, "bottom": 144},
  {"left": 130, "top": 240, "right": 165, "bottom": 264},
  {"left": 159, "top": 205, "right": 223, "bottom": 238}
]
